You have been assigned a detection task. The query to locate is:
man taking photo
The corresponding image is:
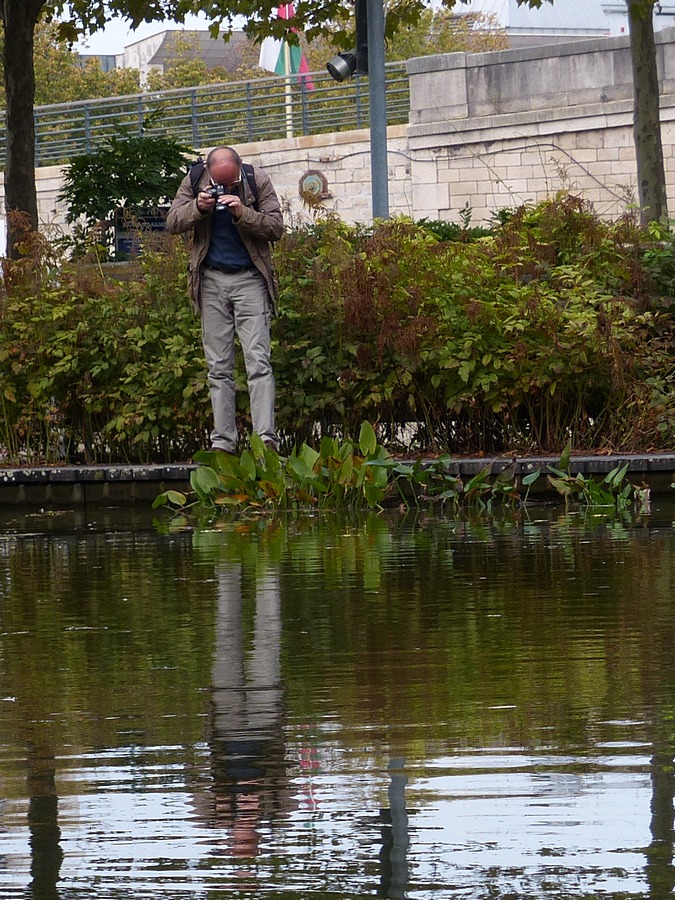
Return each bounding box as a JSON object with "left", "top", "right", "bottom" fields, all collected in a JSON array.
[{"left": 166, "top": 145, "right": 284, "bottom": 454}]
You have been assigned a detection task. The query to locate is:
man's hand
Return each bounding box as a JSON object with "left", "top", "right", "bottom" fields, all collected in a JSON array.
[
  {"left": 197, "top": 190, "right": 217, "bottom": 214},
  {"left": 218, "top": 194, "right": 243, "bottom": 219}
]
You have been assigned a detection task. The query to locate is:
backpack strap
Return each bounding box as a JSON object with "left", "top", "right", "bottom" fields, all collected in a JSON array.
[
  {"left": 240, "top": 162, "right": 259, "bottom": 205},
  {"left": 189, "top": 158, "right": 259, "bottom": 206},
  {"left": 189, "top": 158, "right": 205, "bottom": 196}
]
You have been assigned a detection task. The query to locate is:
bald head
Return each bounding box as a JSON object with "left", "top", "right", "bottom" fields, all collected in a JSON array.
[{"left": 207, "top": 146, "right": 242, "bottom": 188}]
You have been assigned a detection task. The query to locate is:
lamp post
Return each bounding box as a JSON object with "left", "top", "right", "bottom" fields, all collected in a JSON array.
[
  {"left": 366, "top": 0, "right": 389, "bottom": 219},
  {"left": 326, "top": 0, "right": 389, "bottom": 220}
]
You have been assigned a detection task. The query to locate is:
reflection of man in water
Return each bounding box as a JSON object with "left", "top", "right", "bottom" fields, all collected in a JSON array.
[
  {"left": 205, "top": 566, "right": 288, "bottom": 859},
  {"left": 27, "top": 745, "right": 63, "bottom": 900},
  {"left": 379, "top": 759, "right": 409, "bottom": 899}
]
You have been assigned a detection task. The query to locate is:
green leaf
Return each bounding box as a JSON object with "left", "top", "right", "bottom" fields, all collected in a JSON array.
[
  {"left": 359, "top": 420, "right": 378, "bottom": 456},
  {"left": 320, "top": 434, "right": 338, "bottom": 458},
  {"left": 368, "top": 463, "right": 389, "bottom": 488},
  {"left": 192, "top": 466, "right": 220, "bottom": 493},
  {"left": 547, "top": 476, "right": 572, "bottom": 496},
  {"left": 193, "top": 449, "right": 238, "bottom": 474},
  {"left": 240, "top": 450, "right": 257, "bottom": 481},
  {"left": 559, "top": 441, "right": 572, "bottom": 473},
  {"left": 190, "top": 469, "right": 215, "bottom": 504},
  {"left": 250, "top": 432, "right": 267, "bottom": 459},
  {"left": 437, "top": 489, "right": 461, "bottom": 502},
  {"left": 288, "top": 455, "right": 315, "bottom": 481},
  {"left": 458, "top": 359, "right": 475, "bottom": 383},
  {"left": 546, "top": 465, "right": 569, "bottom": 479},
  {"left": 165, "top": 490, "right": 187, "bottom": 507},
  {"left": 606, "top": 462, "right": 629, "bottom": 488},
  {"left": 339, "top": 455, "right": 354, "bottom": 485},
  {"left": 464, "top": 464, "right": 492, "bottom": 492},
  {"left": 364, "top": 484, "right": 385, "bottom": 507},
  {"left": 299, "top": 443, "right": 320, "bottom": 471}
]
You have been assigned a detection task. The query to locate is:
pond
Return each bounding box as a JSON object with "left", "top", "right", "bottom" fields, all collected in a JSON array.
[{"left": 0, "top": 500, "right": 674, "bottom": 899}]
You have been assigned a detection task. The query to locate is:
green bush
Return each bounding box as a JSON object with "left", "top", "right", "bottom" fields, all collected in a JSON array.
[
  {"left": 274, "top": 200, "right": 673, "bottom": 454},
  {"left": 0, "top": 235, "right": 209, "bottom": 463},
  {"left": 0, "top": 195, "right": 673, "bottom": 464},
  {"left": 57, "top": 129, "right": 193, "bottom": 260}
]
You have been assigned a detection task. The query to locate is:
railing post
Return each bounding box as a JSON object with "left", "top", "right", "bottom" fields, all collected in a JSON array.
[
  {"left": 301, "top": 80, "right": 309, "bottom": 135},
  {"left": 34, "top": 111, "right": 41, "bottom": 167},
  {"left": 137, "top": 96, "right": 144, "bottom": 134},
  {"left": 354, "top": 75, "right": 364, "bottom": 128},
  {"left": 191, "top": 90, "right": 200, "bottom": 147},
  {"left": 84, "top": 105, "right": 91, "bottom": 155},
  {"left": 246, "top": 82, "right": 254, "bottom": 141}
]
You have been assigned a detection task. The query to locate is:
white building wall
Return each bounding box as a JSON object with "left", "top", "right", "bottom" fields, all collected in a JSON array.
[{"left": 601, "top": 2, "right": 675, "bottom": 36}]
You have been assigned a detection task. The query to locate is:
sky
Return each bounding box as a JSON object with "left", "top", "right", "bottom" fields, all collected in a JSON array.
[{"left": 74, "top": 12, "right": 214, "bottom": 55}]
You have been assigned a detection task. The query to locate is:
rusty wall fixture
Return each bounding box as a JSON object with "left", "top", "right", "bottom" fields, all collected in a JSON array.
[{"left": 298, "top": 170, "right": 332, "bottom": 207}]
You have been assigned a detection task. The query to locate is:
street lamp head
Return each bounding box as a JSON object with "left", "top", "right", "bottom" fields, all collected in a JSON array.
[{"left": 326, "top": 50, "right": 357, "bottom": 83}]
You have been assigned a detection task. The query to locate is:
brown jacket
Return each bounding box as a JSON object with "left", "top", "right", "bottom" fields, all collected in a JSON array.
[{"left": 165, "top": 163, "right": 284, "bottom": 314}]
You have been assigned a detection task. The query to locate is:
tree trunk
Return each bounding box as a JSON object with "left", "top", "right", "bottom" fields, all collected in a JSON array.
[
  {"left": 627, "top": 0, "right": 668, "bottom": 224},
  {"left": 1, "top": 0, "right": 45, "bottom": 258}
]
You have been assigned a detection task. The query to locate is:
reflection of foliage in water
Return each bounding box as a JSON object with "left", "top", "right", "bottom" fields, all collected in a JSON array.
[
  {"left": 0, "top": 529, "right": 215, "bottom": 769},
  {"left": 0, "top": 506, "right": 672, "bottom": 780},
  {"left": 191, "top": 506, "right": 675, "bottom": 753}
]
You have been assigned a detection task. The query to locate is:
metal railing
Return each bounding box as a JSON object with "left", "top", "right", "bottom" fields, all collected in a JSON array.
[{"left": 0, "top": 63, "right": 409, "bottom": 168}]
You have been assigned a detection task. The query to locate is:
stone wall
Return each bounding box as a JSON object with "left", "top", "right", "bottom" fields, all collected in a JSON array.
[
  {"left": 406, "top": 26, "right": 675, "bottom": 223},
  {"left": 7, "top": 26, "right": 675, "bottom": 234},
  {"left": 22, "top": 126, "right": 413, "bottom": 238}
]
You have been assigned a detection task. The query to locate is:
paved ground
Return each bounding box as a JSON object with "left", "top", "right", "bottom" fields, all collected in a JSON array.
[{"left": 1, "top": 452, "right": 673, "bottom": 506}]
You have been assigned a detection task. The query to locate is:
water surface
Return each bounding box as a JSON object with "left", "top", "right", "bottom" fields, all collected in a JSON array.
[{"left": 0, "top": 502, "right": 673, "bottom": 899}]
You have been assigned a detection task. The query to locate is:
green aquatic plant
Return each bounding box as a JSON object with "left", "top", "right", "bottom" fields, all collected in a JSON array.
[
  {"left": 156, "top": 427, "right": 658, "bottom": 520},
  {"left": 539, "top": 442, "right": 651, "bottom": 511},
  {"left": 153, "top": 422, "right": 395, "bottom": 515},
  {"left": 153, "top": 423, "right": 544, "bottom": 518},
  {"left": 383, "top": 455, "right": 527, "bottom": 512}
]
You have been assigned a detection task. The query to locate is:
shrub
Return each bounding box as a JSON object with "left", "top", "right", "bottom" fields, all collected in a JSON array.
[
  {"left": 0, "top": 233, "right": 209, "bottom": 463},
  {"left": 272, "top": 200, "right": 673, "bottom": 453},
  {"left": 1, "top": 197, "right": 673, "bottom": 464}
]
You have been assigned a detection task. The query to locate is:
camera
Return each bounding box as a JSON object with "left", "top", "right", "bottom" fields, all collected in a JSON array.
[{"left": 206, "top": 183, "right": 227, "bottom": 199}]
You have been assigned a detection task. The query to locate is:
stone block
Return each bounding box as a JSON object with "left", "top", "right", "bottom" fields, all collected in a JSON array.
[
  {"left": 408, "top": 66, "right": 468, "bottom": 124},
  {"left": 447, "top": 192, "right": 473, "bottom": 210},
  {"left": 506, "top": 165, "right": 533, "bottom": 180},
  {"left": 47, "top": 467, "right": 78, "bottom": 482},
  {"left": 569, "top": 148, "right": 600, "bottom": 164},
  {"left": 577, "top": 131, "right": 605, "bottom": 150},
  {"left": 438, "top": 167, "right": 464, "bottom": 184},
  {"left": 555, "top": 116, "right": 609, "bottom": 135},
  {"left": 648, "top": 454, "right": 675, "bottom": 471},
  {"left": 520, "top": 150, "right": 549, "bottom": 167},
  {"left": 414, "top": 181, "right": 450, "bottom": 209},
  {"left": 503, "top": 178, "right": 528, "bottom": 196},
  {"left": 590, "top": 161, "right": 614, "bottom": 177},
  {"left": 526, "top": 178, "right": 552, "bottom": 194},
  {"left": 473, "top": 166, "right": 495, "bottom": 184}
]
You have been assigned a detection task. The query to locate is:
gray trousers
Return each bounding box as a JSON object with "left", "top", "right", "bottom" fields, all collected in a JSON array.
[{"left": 200, "top": 267, "right": 276, "bottom": 452}]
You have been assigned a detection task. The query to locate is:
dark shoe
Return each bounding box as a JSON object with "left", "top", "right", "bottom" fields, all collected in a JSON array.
[
  {"left": 263, "top": 440, "right": 279, "bottom": 453},
  {"left": 210, "top": 445, "right": 237, "bottom": 455},
  {"left": 192, "top": 446, "right": 236, "bottom": 464}
]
